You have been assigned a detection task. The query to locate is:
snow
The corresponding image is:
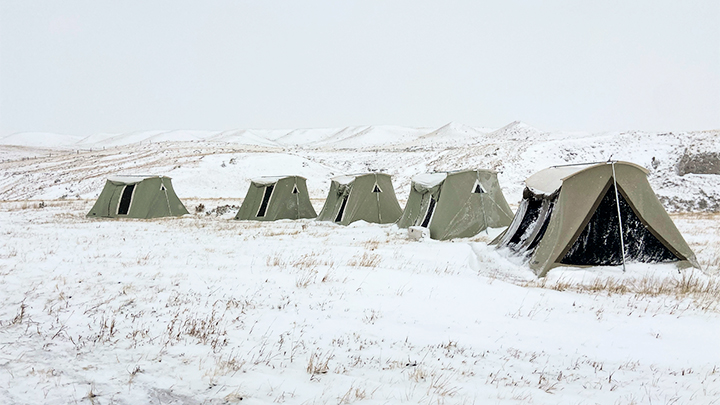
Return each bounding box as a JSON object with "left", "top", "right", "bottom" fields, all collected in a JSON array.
[
  {"left": 107, "top": 175, "right": 160, "bottom": 184},
  {"left": 251, "top": 176, "right": 293, "bottom": 185},
  {"left": 332, "top": 174, "right": 360, "bottom": 185},
  {"left": 0, "top": 132, "right": 84, "bottom": 148},
  {"left": 525, "top": 162, "right": 652, "bottom": 196},
  {"left": 0, "top": 123, "right": 719, "bottom": 404},
  {"left": 412, "top": 172, "right": 447, "bottom": 188}
]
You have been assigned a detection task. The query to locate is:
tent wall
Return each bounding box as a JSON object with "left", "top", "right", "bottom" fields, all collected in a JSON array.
[
  {"left": 317, "top": 173, "right": 402, "bottom": 225},
  {"left": 235, "top": 176, "right": 317, "bottom": 221},
  {"left": 87, "top": 177, "right": 188, "bottom": 219},
  {"left": 493, "top": 162, "right": 698, "bottom": 276},
  {"left": 316, "top": 180, "right": 346, "bottom": 222},
  {"left": 398, "top": 170, "right": 514, "bottom": 240}
]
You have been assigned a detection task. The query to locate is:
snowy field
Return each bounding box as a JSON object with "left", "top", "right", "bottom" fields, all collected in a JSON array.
[{"left": 1, "top": 123, "right": 719, "bottom": 404}]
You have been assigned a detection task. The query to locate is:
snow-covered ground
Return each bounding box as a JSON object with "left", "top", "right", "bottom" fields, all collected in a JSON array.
[{"left": 0, "top": 123, "right": 719, "bottom": 404}]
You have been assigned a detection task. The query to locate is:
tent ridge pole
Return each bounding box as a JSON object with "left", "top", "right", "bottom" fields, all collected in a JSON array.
[{"left": 611, "top": 162, "right": 626, "bottom": 272}]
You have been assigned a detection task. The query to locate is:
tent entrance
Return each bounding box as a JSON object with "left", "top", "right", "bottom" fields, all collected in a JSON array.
[
  {"left": 335, "top": 195, "right": 348, "bottom": 223},
  {"left": 256, "top": 185, "right": 274, "bottom": 218},
  {"left": 117, "top": 184, "right": 136, "bottom": 215},
  {"left": 420, "top": 196, "right": 437, "bottom": 228},
  {"left": 505, "top": 193, "right": 555, "bottom": 255},
  {"left": 560, "top": 182, "right": 681, "bottom": 265}
]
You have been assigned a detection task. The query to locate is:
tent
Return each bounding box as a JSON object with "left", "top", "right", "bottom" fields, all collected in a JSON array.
[
  {"left": 316, "top": 173, "right": 402, "bottom": 225},
  {"left": 234, "top": 175, "right": 317, "bottom": 221},
  {"left": 491, "top": 161, "right": 699, "bottom": 276},
  {"left": 397, "top": 170, "right": 514, "bottom": 240},
  {"left": 87, "top": 175, "right": 188, "bottom": 219}
]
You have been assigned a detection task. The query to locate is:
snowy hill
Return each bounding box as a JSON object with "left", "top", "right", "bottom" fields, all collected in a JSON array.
[
  {"left": 0, "top": 122, "right": 719, "bottom": 403},
  {"left": 1, "top": 123, "right": 718, "bottom": 211}
]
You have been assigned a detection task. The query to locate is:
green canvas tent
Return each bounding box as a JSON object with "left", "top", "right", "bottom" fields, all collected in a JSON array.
[
  {"left": 316, "top": 173, "right": 402, "bottom": 225},
  {"left": 234, "top": 175, "right": 317, "bottom": 221},
  {"left": 397, "top": 170, "right": 514, "bottom": 240},
  {"left": 491, "top": 161, "right": 699, "bottom": 276},
  {"left": 87, "top": 175, "right": 188, "bottom": 219}
]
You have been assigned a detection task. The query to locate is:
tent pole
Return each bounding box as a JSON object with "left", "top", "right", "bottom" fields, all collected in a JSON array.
[{"left": 611, "top": 162, "right": 626, "bottom": 272}]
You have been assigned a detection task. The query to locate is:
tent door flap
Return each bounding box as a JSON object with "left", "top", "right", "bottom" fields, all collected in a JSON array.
[
  {"left": 257, "top": 185, "right": 274, "bottom": 217},
  {"left": 117, "top": 184, "right": 136, "bottom": 215},
  {"left": 335, "top": 195, "right": 348, "bottom": 223}
]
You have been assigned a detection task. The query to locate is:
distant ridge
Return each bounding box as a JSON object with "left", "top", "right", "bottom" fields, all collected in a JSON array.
[{"left": 1, "top": 121, "right": 543, "bottom": 149}]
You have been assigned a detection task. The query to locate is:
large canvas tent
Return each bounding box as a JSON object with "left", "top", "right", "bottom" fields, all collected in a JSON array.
[
  {"left": 234, "top": 176, "right": 317, "bottom": 221},
  {"left": 316, "top": 173, "right": 402, "bottom": 225},
  {"left": 87, "top": 175, "right": 188, "bottom": 219},
  {"left": 492, "top": 161, "right": 699, "bottom": 276},
  {"left": 397, "top": 170, "right": 514, "bottom": 240}
]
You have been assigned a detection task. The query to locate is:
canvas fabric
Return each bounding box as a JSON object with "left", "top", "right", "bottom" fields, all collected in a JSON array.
[
  {"left": 87, "top": 176, "right": 188, "bottom": 219},
  {"left": 234, "top": 176, "right": 317, "bottom": 221},
  {"left": 492, "top": 162, "right": 699, "bottom": 276},
  {"left": 316, "top": 173, "right": 402, "bottom": 225},
  {"left": 398, "top": 170, "right": 514, "bottom": 240}
]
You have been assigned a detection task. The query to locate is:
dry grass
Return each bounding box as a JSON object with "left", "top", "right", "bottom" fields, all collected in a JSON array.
[
  {"left": 526, "top": 272, "right": 720, "bottom": 311},
  {"left": 347, "top": 252, "right": 381, "bottom": 267},
  {"left": 266, "top": 251, "right": 334, "bottom": 269},
  {"left": 295, "top": 269, "right": 318, "bottom": 288},
  {"left": 338, "top": 383, "right": 369, "bottom": 404},
  {"left": 306, "top": 350, "right": 333, "bottom": 375}
]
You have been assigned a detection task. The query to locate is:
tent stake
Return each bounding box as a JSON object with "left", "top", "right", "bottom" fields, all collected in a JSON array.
[{"left": 611, "top": 162, "right": 626, "bottom": 272}]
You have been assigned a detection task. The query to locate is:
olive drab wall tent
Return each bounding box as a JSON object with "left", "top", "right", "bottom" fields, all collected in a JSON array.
[
  {"left": 397, "top": 170, "right": 514, "bottom": 240},
  {"left": 87, "top": 175, "right": 188, "bottom": 219},
  {"left": 234, "top": 176, "right": 317, "bottom": 221},
  {"left": 316, "top": 173, "right": 402, "bottom": 225},
  {"left": 491, "top": 161, "right": 699, "bottom": 277}
]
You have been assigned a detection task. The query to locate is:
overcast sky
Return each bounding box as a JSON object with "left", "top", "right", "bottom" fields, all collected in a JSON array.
[{"left": 1, "top": 1, "right": 718, "bottom": 137}]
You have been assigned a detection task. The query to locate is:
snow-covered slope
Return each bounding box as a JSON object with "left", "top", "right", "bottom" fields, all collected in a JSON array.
[
  {"left": 0, "top": 123, "right": 719, "bottom": 403},
  {"left": 0, "top": 132, "right": 84, "bottom": 148},
  {"left": 2, "top": 123, "right": 718, "bottom": 210}
]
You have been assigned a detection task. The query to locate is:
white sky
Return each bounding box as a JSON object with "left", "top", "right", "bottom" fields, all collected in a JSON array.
[{"left": 1, "top": 1, "right": 718, "bottom": 137}]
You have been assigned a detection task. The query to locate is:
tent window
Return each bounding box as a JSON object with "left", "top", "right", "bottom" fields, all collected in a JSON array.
[
  {"left": 117, "top": 184, "right": 135, "bottom": 215},
  {"left": 473, "top": 182, "right": 485, "bottom": 194},
  {"left": 560, "top": 183, "right": 680, "bottom": 265},
  {"left": 160, "top": 184, "right": 166, "bottom": 191},
  {"left": 372, "top": 183, "right": 382, "bottom": 193},
  {"left": 256, "top": 185, "right": 274, "bottom": 217},
  {"left": 420, "top": 197, "right": 436, "bottom": 228},
  {"left": 292, "top": 185, "right": 299, "bottom": 194},
  {"left": 335, "top": 195, "right": 348, "bottom": 222}
]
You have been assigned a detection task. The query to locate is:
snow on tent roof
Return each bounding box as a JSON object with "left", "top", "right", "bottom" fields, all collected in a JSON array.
[
  {"left": 251, "top": 176, "right": 293, "bottom": 185},
  {"left": 331, "top": 173, "right": 388, "bottom": 185},
  {"left": 525, "top": 162, "right": 649, "bottom": 196},
  {"left": 107, "top": 175, "right": 162, "bottom": 184},
  {"left": 412, "top": 173, "right": 447, "bottom": 188},
  {"left": 331, "top": 174, "right": 360, "bottom": 184}
]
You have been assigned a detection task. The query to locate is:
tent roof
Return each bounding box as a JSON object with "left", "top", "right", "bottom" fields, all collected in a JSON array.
[
  {"left": 331, "top": 173, "right": 386, "bottom": 184},
  {"left": 412, "top": 173, "right": 447, "bottom": 188},
  {"left": 107, "top": 175, "right": 165, "bottom": 184},
  {"left": 251, "top": 175, "right": 304, "bottom": 185},
  {"left": 526, "top": 162, "right": 648, "bottom": 196},
  {"left": 411, "top": 169, "right": 499, "bottom": 188}
]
